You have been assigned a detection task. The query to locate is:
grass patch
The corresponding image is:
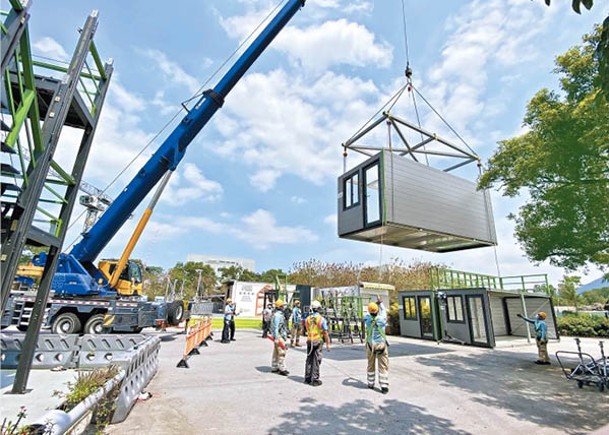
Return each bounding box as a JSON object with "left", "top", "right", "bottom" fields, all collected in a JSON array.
[{"left": 209, "top": 317, "right": 262, "bottom": 330}]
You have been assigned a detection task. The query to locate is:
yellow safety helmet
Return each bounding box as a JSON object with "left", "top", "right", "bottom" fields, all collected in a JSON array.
[
  {"left": 294, "top": 300, "right": 300, "bottom": 306},
  {"left": 275, "top": 299, "right": 285, "bottom": 308},
  {"left": 368, "top": 302, "right": 379, "bottom": 314},
  {"left": 226, "top": 298, "right": 232, "bottom": 303},
  {"left": 537, "top": 312, "right": 547, "bottom": 320}
]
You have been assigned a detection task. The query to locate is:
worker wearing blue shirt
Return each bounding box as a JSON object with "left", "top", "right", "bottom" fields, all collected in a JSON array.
[
  {"left": 290, "top": 300, "right": 302, "bottom": 347},
  {"left": 271, "top": 299, "right": 289, "bottom": 376},
  {"left": 365, "top": 301, "right": 389, "bottom": 393},
  {"left": 517, "top": 311, "right": 550, "bottom": 365},
  {"left": 221, "top": 298, "right": 236, "bottom": 343}
]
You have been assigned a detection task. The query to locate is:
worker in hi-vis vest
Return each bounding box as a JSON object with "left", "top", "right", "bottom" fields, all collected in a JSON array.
[
  {"left": 365, "top": 301, "right": 389, "bottom": 393},
  {"left": 271, "top": 299, "right": 289, "bottom": 376},
  {"left": 304, "top": 300, "right": 330, "bottom": 386}
]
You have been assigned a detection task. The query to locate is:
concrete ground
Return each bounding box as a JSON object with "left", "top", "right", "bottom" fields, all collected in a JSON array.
[{"left": 104, "top": 329, "right": 608, "bottom": 435}]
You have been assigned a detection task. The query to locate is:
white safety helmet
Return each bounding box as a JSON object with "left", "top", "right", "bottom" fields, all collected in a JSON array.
[{"left": 311, "top": 300, "right": 321, "bottom": 310}]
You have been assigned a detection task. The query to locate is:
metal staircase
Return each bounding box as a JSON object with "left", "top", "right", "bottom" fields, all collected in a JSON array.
[{"left": 0, "top": 0, "right": 113, "bottom": 392}]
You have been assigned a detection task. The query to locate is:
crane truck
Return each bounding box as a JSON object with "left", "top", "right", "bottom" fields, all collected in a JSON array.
[{"left": 1, "top": 0, "right": 307, "bottom": 334}]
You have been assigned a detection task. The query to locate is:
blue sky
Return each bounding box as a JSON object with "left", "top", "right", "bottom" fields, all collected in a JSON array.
[{"left": 19, "top": 0, "right": 608, "bottom": 287}]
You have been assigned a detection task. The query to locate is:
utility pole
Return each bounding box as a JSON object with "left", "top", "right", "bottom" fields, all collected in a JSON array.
[{"left": 195, "top": 269, "right": 203, "bottom": 302}]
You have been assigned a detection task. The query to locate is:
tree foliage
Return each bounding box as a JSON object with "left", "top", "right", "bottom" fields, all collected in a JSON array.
[
  {"left": 558, "top": 275, "right": 581, "bottom": 308},
  {"left": 288, "top": 258, "right": 441, "bottom": 302},
  {"left": 164, "top": 262, "right": 217, "bottom": 299},
  {"left": 479, "top": 26, "right": 609, "bottom": 271},
  {"left": 543, "top": 0, "right": 594, "bottom": 15}
]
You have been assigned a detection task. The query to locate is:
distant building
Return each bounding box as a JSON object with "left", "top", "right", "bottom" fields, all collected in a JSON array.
[{"left": 186, "top": 254, "right": 256, "bottom": 276}]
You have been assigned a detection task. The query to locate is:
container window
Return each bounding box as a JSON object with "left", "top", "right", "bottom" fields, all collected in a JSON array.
[
  {"left": 343, "top": 172, "right": 360, "bottom": 209},
  {"left": 403, "top": 296, "right": 417, "bottom": 320},
  {"left": 447, "top": 296, "right": 464, "bottom": 322}
]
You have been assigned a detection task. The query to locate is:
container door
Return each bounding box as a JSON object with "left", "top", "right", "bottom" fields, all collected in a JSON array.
[
  {"left": 364, "top": 162, "right": 381, "bottom": 227},
  {"left": 467, "top": 295, "right": 489, "bottom": 346},
  {"left": 418, "top": 296, "right": 433, "bottom": 338}
]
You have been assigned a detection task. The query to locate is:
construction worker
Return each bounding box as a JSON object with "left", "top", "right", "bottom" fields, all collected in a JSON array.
[
  {"left": 304, "top": 300, "right": 330, "bottom": 386},
  {"left": 262, "top": 303, "right": 273, "bottom": 338},
  {"left": 221, "top": 298, "right": 236, "bottom": 343},
  {"left": 271, "top": 299, "right": 289, "bottom": 375},
  {"left": 517, "top": 312, "right": 550, "bottom": 365},
  {"left": 365, "top": 302, "right": 389, "bottom": 393},
  {"left": 290, "top": 300, "right": 302, "bottom": 347}
]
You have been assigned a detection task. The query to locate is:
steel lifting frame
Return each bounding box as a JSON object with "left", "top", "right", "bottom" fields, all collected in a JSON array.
[{"left": 0, "top": 3, "right": 113, "bottom": 393}]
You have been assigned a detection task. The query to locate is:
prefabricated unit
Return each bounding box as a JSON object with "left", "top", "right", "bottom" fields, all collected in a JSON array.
[
  {"left": 314, "top": 282, "right": 392, "bottom": 317},
  {"left": 398, "top": 288, "right": 558, "bottom": 348},
  {"left": 338, "top": 150, "right": 497, "bottom": 252}
]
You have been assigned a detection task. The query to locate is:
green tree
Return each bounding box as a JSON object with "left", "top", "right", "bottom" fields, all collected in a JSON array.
[
  {"left": 218, "top": 265, "right": 260, "bottom": 282},
  {"left": 168, "top": 262, "right": 216, "bottom": 299},
  {"left": 558, "top": 275, "right": 581, "bottom": 308},
  {"left": 141, "top": 264, "right": 166, "bottom": 301},
  {"left": 479, "top": 26, "right": 609, "bottom": 271},
  {"left": 580, "top": 286, "right": 609, "bottom": 305}
]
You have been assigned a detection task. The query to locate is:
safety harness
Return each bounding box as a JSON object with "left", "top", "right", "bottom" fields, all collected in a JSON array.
[{"left": 366, "top": 315, "right": 387, "bottom": 352}]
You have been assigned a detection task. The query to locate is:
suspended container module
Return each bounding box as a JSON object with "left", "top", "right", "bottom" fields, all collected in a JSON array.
[{"left": 337, "top": 149, "right": 497, "bottom": 252}]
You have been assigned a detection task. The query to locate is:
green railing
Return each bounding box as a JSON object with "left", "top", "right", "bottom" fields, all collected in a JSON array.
[{"left": 430, "top": 267, "right": 549, "bottom": 294}]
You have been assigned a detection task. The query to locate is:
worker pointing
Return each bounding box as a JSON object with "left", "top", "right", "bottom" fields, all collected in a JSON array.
[
  {"left": 517, "top": 311, "right": 550, "bottom": 365},
  {"left": 365, "top": 301, "right": 389, "bottom": 393}
]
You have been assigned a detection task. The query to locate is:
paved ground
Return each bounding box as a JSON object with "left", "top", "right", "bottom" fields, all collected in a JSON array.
[{"left": 103, "top": 329, "right": 608, "bottom": 435}]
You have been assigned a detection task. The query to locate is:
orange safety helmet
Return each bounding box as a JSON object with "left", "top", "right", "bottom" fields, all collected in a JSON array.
[{"left": 537, "top": 312, "right": 547, "bottom": 320}]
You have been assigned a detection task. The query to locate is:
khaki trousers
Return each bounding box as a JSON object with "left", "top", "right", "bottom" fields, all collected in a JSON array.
[
  {"left": 272, "top": 340, "right": 287, "bottom": 371},
  {"left": 537, "top": 339, "right": 549, "bottom": 363},
  {"left": 366, "top": 342, "right": 388, "bottom": 388}
]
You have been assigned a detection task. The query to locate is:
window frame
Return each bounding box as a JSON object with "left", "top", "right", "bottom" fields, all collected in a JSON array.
[
  {"left": 446, "top": 295, "right": 465, "bottom": 323},
  {"left": 343, "top": 172, "right": 360, "bottom": 210},
  {"left": 403, "top": 296, "right": 417, "bottom": 320}
]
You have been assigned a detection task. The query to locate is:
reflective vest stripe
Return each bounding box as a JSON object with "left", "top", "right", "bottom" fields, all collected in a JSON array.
[{"left": 306, "top": 315, "right": 323, "bottom": 341}]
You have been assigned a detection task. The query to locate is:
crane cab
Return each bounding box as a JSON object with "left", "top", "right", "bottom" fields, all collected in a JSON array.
[{"left": 98, "top": 259, "right": 143, "bottom": 297}]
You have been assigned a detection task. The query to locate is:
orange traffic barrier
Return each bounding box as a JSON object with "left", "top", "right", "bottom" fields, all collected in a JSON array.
[{"left": 176, "top": 316, "right": 213, "bottom": 368}]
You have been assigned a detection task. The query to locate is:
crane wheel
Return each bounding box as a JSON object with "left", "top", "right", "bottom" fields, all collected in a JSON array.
[
  {"left": 167, "top": 300, "right": 185, "bottom": 325},
  {"left": 52, "top": 312, "right": 82, "bottom": 334},
  {"left": 84, "top": 314, "right": 105, "bottom": 334}
]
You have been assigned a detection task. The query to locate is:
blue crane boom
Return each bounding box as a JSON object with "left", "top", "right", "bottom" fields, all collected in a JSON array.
[{"left": 71, "top": 0, "right": 305, "bottom": 266}]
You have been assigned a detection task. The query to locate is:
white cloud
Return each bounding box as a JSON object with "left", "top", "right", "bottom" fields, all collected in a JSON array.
[
  {"left": 163, "top": 163, "right": 223, "bottom": 206},
  {"left": 290, "top": 196, "right": 307, "bottom": 204},
  {"left": 171, "top": 209, "right": 318, "bottom": 249},
  {"left": 210, "top": 69, "right": 381, "bottom": 189},
  {"left": 324, "top": 214, "right": 337, "bottom": 226},
  {"left": 140, "top": 48, "right": 201, "bottom": 94},
  {"left": 274, "top": 19, "right": 392, "bottom": 72},
  {"left": 219, "top": 5, "right": 390, "bottom": 73},
  {"left": 236, "top": 209, "right": 318, "bottom": 248},
  {"left": 250, "top": 168, "right": 281, "bottom": 192},
  {"left": 422, "top": 0, "right": 563, "bottom": 136},
  {"left": 32, "top": 37, "right": 69, "bottom": 61}
]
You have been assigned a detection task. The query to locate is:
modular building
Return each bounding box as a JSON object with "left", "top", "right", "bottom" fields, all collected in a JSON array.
[
  {"left": 337, "top": 150, "right": 497, "bottom": 253},
  {"left": 398, "top": 287, "right": 558, "bottom": 348}
]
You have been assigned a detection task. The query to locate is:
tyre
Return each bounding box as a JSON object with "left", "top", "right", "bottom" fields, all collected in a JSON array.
[
  {"left": 577, "top": 380, "right": 584, "bottom": 389},
  {"left": 83, "top": 314, "right": 105, "bottom": 335},
  {"left": 51, "top": 313, "right": 82, "bottom": 334},
  {"left": 17, "top": 325, "right": 29, "bottom": 332},
  {"left": 167, "top": 300, "right": 185, "bottom": 325},
  {"left": 598, "top": 382, "right": 605, "bottom": 393}
]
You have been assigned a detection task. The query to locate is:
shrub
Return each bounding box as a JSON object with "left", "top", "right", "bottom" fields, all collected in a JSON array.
[
  {"left": 386, "top": 302, "right": 401, "bottom": 336},
  {"left": 557, "top": 313, "right": 609, "bottom": 338},
  {"left": 53, "top": 365, "right": 121, "bottom": 432}
]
